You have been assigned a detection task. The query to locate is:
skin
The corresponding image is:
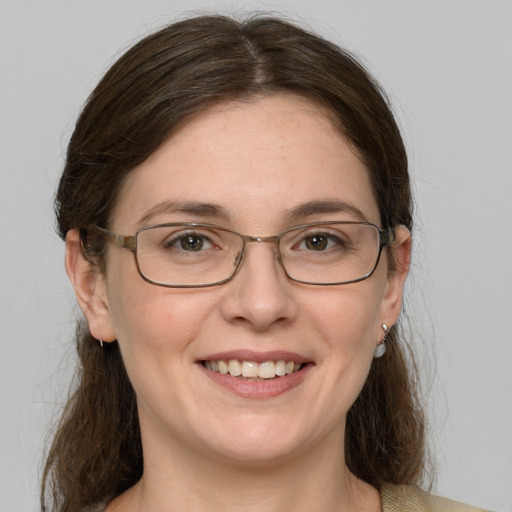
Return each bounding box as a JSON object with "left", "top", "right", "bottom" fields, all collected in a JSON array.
[{"left": 66, "top": 94, "right": 411, "bottom": 512}]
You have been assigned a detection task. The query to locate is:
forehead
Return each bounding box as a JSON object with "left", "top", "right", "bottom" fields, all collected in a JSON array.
[{"left": 112, "top": 94, "right": 380, "bottom": 231}]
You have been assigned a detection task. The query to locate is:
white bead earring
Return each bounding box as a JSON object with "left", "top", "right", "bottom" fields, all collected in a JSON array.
[{"left": 373, "top": 324, "right": 389, "bottom": 359}]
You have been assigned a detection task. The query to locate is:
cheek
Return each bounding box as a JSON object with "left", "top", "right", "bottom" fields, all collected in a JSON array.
[
  {"left": 105, "top": 251, "right": 199, "bottom": 345},
  {"left": 306, "top": 282, "right": 386, "bottom": 394},
  {"left": 307, "top": 282, "right": 384, "bottom": 347},
  {"left": 287, "top": 285, "right": 385, "bottom": 437},
  {"left": 105, "top": 264, "right": 222, "bottom": 383},
  {"left": 105, "top": 287, "right": 209, "bottom": 416},
  {"left": 109, "top": 287, "right": 210, "bottom": 351}
]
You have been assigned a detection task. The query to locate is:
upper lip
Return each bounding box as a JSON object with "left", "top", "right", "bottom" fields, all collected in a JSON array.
[{"left": 199, "top": 350, "right": 310, "bottom": 364}]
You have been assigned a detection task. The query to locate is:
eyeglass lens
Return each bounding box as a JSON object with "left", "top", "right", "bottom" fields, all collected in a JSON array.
[{"left": 134, "top": 223, "right": 382, "bottom": 287}]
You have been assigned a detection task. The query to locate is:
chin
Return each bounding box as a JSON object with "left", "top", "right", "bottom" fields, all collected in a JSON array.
[{"left": 196, "top": 414, "right": 319, "bottom": 466}]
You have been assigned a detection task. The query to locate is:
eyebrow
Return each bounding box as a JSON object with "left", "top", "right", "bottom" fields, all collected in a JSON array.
[
  {"left": 138, "top": 201, "right": 231, "bottom": 225},
  {"left": 138, "top": 198, "right": 368, "bottom": 227},
  {"left": 282, "top": 199, "right": 369, "bottom": 224}
]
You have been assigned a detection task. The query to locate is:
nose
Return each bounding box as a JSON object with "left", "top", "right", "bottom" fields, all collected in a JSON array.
[{"left": 219, "top": 242, "right": 299, "bottom": 331}]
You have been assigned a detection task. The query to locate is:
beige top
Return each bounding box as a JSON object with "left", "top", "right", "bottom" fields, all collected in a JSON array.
[
  {"left": 85, "top": 484, "right": 492, "bottom": 512},
  {"left": 381, "top": 484, "right": 492, "bottom": 512}
]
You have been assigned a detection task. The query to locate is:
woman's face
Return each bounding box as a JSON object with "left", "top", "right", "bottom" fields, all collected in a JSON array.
[{"left": 77, "top": 94, "right": 409, "bottom": 466}]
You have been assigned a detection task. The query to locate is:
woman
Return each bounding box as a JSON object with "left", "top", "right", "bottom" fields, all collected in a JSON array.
[{"left": 42, "top": 14, "right": 489, "bottom": 512}]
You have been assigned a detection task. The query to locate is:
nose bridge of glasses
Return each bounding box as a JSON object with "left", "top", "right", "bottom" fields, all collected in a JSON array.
[
  {"left": 234, "top": 234, "right": 283, "bottom": 269},
  {"left": 244, "top": 234, "right": 281, "bottom": 244}
]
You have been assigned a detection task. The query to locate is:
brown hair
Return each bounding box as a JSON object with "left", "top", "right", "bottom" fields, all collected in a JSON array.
[{"left": 43, "top": 14, "right": 425, "bottom": 511}]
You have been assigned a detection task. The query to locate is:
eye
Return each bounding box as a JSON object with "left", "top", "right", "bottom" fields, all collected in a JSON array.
[
  {"left": 165, "top": 232, "right": 216, "bottom": 252},
  {"left": 297, "top": 232, "right": 344, "bottom": 251}
]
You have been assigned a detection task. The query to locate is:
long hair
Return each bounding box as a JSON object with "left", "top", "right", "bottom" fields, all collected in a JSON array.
[{"left": 43, "top": 14, "right": 425, "bottom": 511}]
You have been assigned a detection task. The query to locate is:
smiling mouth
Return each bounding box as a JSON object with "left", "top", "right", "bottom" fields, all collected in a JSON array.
[{"left": 201, "top": 359, "right": 304, "bottom": 380}]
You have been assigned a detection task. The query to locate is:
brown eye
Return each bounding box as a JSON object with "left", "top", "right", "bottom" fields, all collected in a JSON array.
[
  {"left": 163, "top": 232, "right": 214, "bottom": 252},
  {"left": 305, "top": 235, "right": 328, "bottom": 250},
  {"left": 179, "top": 235, "right": 204, "bottom": 251}
]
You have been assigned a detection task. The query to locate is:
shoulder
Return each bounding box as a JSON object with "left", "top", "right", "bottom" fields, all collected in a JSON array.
[{"left": 381, "top": 484, "right": 493, "bottom": 512}]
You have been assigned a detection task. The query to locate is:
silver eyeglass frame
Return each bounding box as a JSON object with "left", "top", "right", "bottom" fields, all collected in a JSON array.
[{"left": 88, "top": 221, "right": 396, "bottom": 288}]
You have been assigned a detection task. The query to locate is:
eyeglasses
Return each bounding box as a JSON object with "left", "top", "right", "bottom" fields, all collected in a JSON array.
[{"left": 91, "top": 221, "right": 395, "bottom": 288}]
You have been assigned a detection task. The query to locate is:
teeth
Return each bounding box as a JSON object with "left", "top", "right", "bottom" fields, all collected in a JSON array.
[
  {"left": 228, "top": 360, "right": 242, "bottom": 376},
  {"left": 241, "top": 361, "right": 258, "bottom": 378},
  {"left": 258, "top": 361, "right": 275, "bottom": 379},
  {"left": 203, "top": 359, "right": 304, "bottom": 379},
  {"left": 275, "top": 360, "right": 286, "bottom": 376},
  {"left": 218, "top": 360, "right": 229, "bottom": 374}
]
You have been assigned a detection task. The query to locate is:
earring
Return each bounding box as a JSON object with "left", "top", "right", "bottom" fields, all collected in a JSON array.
[
  {"left": 373, "top": 324, "right": 389, "bottom": 359},
  {"left": 99, "top": 339, "right": 104, "bottom": 348}
]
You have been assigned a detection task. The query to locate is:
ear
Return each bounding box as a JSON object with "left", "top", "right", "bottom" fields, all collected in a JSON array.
[
  {"left": 378, "top": 225, "right": 412, "bottom": 329},
  {"left": 65, "top": 229, "right": 116, "bottom": 342}
]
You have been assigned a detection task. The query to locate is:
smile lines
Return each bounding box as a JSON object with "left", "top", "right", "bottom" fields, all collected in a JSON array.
[{"left": 202, "top": 359, "right": 303, "bottom": 380}]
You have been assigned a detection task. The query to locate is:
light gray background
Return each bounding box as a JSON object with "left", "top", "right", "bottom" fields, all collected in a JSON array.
[{"left": 1, "top": 1, "right": 511, "bottom": 511}]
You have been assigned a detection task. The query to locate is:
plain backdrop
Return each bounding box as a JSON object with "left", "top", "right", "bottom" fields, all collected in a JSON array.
[{"left": 1, "top": 1, "right": 511, "bottom": 511}]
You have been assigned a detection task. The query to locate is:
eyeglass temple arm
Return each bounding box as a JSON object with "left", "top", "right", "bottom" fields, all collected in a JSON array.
[
  {"left": 379, "top": 228, "right": 396, "bottom": 246},
  {"left": 93, "top": 226, "right": 137, "bottom": 251}
]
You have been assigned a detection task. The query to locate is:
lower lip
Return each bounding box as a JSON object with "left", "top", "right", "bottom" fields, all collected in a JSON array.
[{"left": 198, "top": 363, "right": 313, "bottom": 398}]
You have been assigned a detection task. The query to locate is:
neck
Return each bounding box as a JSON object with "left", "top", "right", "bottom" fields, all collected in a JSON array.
[{"left": 109, "top": 422, "right": 380, "bottom": 512}]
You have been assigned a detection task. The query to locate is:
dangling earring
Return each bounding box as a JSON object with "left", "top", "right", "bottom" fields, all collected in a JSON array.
[
  {"left": 99, "top": 339, "right": 104, "bottom": 349},
  {"left": 373, "top": 324, "right": 389, "bottom": 358}
]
